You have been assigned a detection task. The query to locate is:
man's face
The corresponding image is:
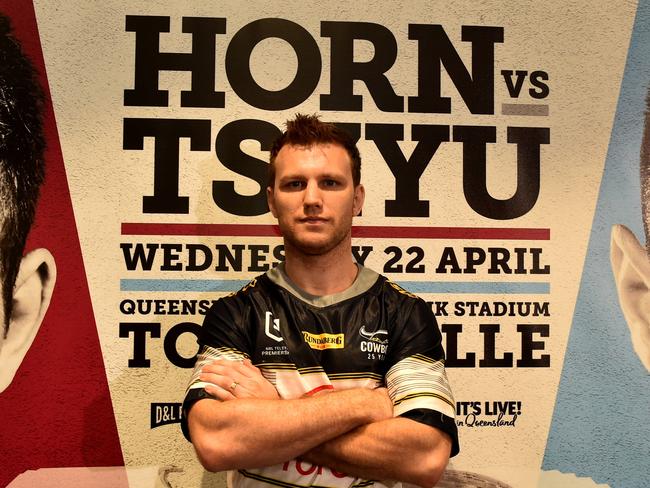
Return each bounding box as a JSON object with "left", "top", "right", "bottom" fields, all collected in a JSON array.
[{"left": 267, "top": 143, "right": 364, "bottom": 256}]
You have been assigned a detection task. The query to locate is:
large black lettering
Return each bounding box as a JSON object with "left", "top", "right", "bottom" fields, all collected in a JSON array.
[
  {"left": 124, "top": 16, "right": 225, "bottom": 107},
  {"left": 213, "top": 119, "right": 281, "bottom": 215},
  {"left": 517, "top": 324, "right": 550, "bottom": 367},
  {"left": 352, "top": 245, "right": 373, "bottom": 266},
  {"left": 226, "top": 18, "right": 321, "bottom": 110},
  {"left": 479, "top": 324, "right": 514, "bottom": 367},
  {"left": 435, "top": 247, "right": 462, "bottom": 274},
  {"left": 214, "top": 244, "right": 245, "bottom": 271},
  {"left": 529, "top": 71, "right": 550, "bottom": 99},
  {"left": 366, "top": 124, "right": 449, "bottom": 217},
  {"left": 164, "top": 322, "right": 201, "bottom": 368},
  {"left": 330, "top": 122, "right": 362, "bottom": 145},
  {"left": 408, "top": 25, "right": 503, "bottom": 114},
  {"left": 119, "top": 322, "right": 161, "bottom": 367},
  {"left": 454, "top": 125, "right": 549, "bottom": 219},
  {"left": 501, "top": 70, "right": 528, "bottom": 98},
  {"left": 441, "top": 323, "right": 476, "bottom": 367},
  {"left": 123, "top": 118, "right": 211, "bottom": 214},
  {"left": 121, "top": 243, "right": 159, "bottom": 271},
  {"left": 187, "top": 244, "right": 213, "bottom": 271},
  {"left": 320, "top": 21, "right": 402, "bottom": 112},
  {"left": 161, "top": 244, "right": 183, "bottom": 271}
]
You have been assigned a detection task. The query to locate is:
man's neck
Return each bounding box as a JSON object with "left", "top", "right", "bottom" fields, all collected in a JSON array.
[{"left": 283, "top": 244, "right": 358, "bottom": 297}]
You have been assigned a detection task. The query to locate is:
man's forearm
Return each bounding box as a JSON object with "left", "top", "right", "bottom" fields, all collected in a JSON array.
[
  {"left": 301, "top": 417, "right": 452, "bottom": 488},
  {"left": 188, "top": 387, "right": 392, "bottom": 472}
]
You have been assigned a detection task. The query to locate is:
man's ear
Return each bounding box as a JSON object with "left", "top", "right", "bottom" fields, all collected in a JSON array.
[
  {"left": 610, "top": 224, "right": 650, "bottom": 373},
  {"left": 0, "top": 248, "right": 56, "bottom": 392},
  {"left": 353, "top": 184, "right": 365, "bottom": 216},
  {"left": 267, "top": 186, "right": 278, "bottom": 218}
]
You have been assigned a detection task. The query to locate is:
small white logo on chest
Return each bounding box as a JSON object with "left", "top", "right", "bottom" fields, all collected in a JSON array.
[
  {"left": 359, "top": 326, "right": 388, "bottom": 358},
  {"left": 265, "top": 311, "right": 283, "bottom": 342}
]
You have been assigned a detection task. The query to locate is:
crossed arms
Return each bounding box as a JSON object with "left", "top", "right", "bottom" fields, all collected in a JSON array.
[{"left": 187, "top": 359, "right": 453, "bottom": 488}]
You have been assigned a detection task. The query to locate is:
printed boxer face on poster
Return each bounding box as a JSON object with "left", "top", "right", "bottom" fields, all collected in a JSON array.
[
  {"left": 0, "top": 11, "right": 56, "bottom": 392},
  {"left": 610, "top": 89, "right": 650, "bottom": 373},
  {"left": 610, "top": 224, "right": 650, "bottom": 372},
  {"left": 267, "top": 143, "right": 364, "bottom": 256},
  {"left": 0, "top": 247, "right": 56, "bottom": 392},
  {"left": 0, "top": 13, "right": 56, "bottom": 392}
]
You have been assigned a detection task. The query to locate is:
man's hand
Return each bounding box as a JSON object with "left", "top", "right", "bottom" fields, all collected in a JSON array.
[{"left": 200, "top": 359, "right": 280, "bottom": 401}]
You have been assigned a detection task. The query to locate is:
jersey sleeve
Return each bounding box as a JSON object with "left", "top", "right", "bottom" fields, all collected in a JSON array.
[
  {"left": 181, "top": 293, "right": 252, "bottom": 441},
  {"left": 386, "top": 295, "right": 459, "bottom": 456}
]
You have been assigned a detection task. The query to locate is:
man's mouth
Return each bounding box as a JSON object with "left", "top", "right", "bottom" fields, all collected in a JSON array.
[{"left": 300, "top": 217, "right": 328, "bottom": 224}]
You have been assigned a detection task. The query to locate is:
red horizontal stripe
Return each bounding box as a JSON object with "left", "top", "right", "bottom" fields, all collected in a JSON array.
[
  {"left": 121, "top": 223, "right": 549, "bottom": 240},
  {"left": 352, "top": 226, "right": 549, "bottom": 240},
  {"left": 122, "top": 223, "right": 282, "bottom": 237}
]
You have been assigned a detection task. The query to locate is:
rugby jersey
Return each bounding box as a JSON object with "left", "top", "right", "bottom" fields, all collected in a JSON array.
[{"left": 182, "top": 264, "right": 458, "bottom": 487}]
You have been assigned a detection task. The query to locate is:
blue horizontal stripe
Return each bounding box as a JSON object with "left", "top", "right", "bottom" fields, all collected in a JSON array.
[
  {"left": 120, "top": 279, "right": 250, "bottom": 292},
  {"left": 121, "top": 279, "right": 549, "bottom": 294}
]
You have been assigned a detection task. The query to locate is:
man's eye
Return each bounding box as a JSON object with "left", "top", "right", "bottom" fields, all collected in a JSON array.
[
  {"left": 284, "top": 181, "right": 304, "bottom": 189},
  {"left": 323, "top": 179, "right": 339, "bottom": 187}
]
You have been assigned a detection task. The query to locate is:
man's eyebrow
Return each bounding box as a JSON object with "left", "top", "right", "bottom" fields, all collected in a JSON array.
[
  {"left": 278, "top": 172, "right": 346, "bottom": 180},
  {"left": 319, "top": 172, "right": 346, "bottom": 179},
  {"left": 278, "top": 174, "right": 306, "bottom": 181}
]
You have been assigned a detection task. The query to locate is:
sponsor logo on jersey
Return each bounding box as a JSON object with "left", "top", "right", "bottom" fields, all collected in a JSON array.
[
  {"left": 265, "top": 311, "right": 283, "bottom": 342},
  {"left": 301, "top": 331, "right": 345, "bottom": 350},
  {"left": 360, "top": 326, "right": 389, "bottom": 355}
]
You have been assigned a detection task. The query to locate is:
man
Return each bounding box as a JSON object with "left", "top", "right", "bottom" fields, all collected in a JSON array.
[
  {"left": 610, "top": 87, "right": 650, "bottom": 372},
  {"left": 182, "top": 114, "right": 459, "bottom": 487},
  {"left": 0, "top": 12, "right": 56, "bottom": 393}
]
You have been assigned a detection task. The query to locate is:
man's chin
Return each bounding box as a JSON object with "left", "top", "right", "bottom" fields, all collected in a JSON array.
[
  {"left": 294, "top": 241, "right": 335, "bottom": 256},
  {"left": 285, "top": 235, "right": 340, "bottom": 256}
]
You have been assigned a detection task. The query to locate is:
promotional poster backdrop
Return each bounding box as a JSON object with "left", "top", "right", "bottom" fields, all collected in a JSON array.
[
  {"left": 0, "top": 2, "right": 126, "bottom": 487},
  {"left": 0, "top": 1, "right": 647, "bottom": 487}
]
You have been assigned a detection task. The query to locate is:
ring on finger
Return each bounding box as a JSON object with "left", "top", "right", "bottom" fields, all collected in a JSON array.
[{"left": 230, "top": 381, "right": 238, "bottom": 391}]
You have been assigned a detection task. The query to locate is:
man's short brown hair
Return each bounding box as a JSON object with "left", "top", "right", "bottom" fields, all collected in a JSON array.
[{"left": 268, "top": 114, "right": 361, "bottom": 187}]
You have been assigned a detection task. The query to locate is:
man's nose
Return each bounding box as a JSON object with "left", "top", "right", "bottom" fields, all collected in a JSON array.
[{"left": 303, "top": 180, "right": 322, "bottom": 208}]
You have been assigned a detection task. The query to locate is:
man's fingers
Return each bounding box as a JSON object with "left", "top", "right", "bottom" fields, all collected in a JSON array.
[
  {"left": 201, "top": 363, "right": 249, "bottom": 384},
  {"left": 204, "top": 384, "right": 236, "bottom": 401},
  {"left": 242, "top": 358, "right": 258, "bottom": 371},
  {"left": 201, "top": 372, "right": 253, "bottom": 399},
  {"left": 236, "top": 359, "right": 264, "bottom": 378},
  {"left": 202, "top": 359, "right": 259, "bottom": 380},
  {"left": 199, "top": 359, "right": 277, "bottom": 399},
  {"left": 200, "top": 371, "right": 240, "bottom": 391}
]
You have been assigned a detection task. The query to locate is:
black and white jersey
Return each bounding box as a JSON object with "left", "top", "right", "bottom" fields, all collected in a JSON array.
[{"left": 182, "top": 264, "right": 458, "bottom": 488}]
